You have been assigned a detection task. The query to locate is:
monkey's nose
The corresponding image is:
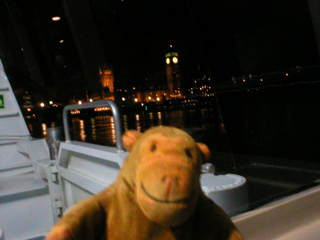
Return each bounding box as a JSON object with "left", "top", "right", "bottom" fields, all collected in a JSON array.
[{"left": 162, "top": 176, "right": 180, "bottom": 200}]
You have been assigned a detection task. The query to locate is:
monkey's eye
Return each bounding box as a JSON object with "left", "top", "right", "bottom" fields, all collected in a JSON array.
[
  {"left": 185, "top": 148, "right": 193, "bottom": 158},
  {"left": 151, "top": 144, "right": 157, "bottom": 152}
]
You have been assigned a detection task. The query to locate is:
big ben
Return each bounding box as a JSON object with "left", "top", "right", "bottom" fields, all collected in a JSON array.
[{"left": 166, "top": 45, "right": 181, "bottom": 97}]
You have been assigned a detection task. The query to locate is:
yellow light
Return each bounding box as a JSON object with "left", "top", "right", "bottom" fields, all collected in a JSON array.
[
  {"left": 52, "top": 16, "right": 61, "bottom": 21},
  {"left": 134, "top": 98, "right": 138, "bottom": 102},
  {"left": 172, "top": 57, "right": 178, "bottom": 64},
  {"left": 49, "top": 101, "right": 53, "bottom": 105},
  {"left": 78, "top": 101, "right": 82, "bottom": 105},
  {"left": 166, "top": 58, "right": 170, "bottom": 65},
  {"left": 27, "top": 108, "right": 31, "bottom": 112},
  {"left": 122, "top": 97, "right": 125, "bottom": 101},
  {"left": 40, "top": 102, "right": 45, "bottom": 107},
  {"left": 157, "top": 97, "right": 160, "bottom": 101}
]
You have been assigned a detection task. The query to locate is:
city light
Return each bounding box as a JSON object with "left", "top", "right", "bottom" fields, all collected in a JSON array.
[
  {"left": 71, "top": 109, "right": 80, "bottom": 115},
  {"left": 94, "top": 107, "right": 110, "bottom": 112},
  {"left": 78, "top": 101, "right": 82, "bottom": 105},
  {"left": 49, "top": 101, "right": 53, "bottom": 105},
  {"left": 172, "top": 57, "right": 178, "bottom": 64},
  {"left": 89, "top": 99, "right": 93, "bottom": 102},
  {"left": 40, "top": 102, "right": 45, "bottom": 107},
  {"left": 122, "top": 97, "right": 126, "bottom": 101},
  {"left": 52, "top": 16, "right": 61, "bottom": 21}
]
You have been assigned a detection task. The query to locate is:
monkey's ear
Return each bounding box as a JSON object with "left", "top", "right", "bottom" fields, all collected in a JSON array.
[
  {"left": 122, "top": 130, "right": 142, "bottom": 151},
  {"left": 197, "top": 143, "right": 211, "bottom": 163}
]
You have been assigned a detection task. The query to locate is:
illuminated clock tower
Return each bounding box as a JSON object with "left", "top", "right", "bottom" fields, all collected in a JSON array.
[
  {"left": 165, "top": 45, "right": 181, "bottom": 97},
  {"left": 99, "top": 64, "right": 114, "bottom": 100}
]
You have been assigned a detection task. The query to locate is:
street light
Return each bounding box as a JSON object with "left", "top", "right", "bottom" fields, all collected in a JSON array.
[{"left": 52, "top": 16, "right": 61, "bottom": 21}]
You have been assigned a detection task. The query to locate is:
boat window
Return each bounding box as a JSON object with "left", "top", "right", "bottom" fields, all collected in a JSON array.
[{"left": 1, "top": 0, "right": 320, "bottom": 213}]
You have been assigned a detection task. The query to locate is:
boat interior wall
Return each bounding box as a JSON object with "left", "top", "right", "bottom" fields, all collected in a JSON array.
[
  {"left": 0, "top": 59, "right": 30, "bottom": 143},
  {"left": 232, "top": 184, "right": 320, "bottom": 239},
  {"left": 0, "top": 59, "right": 33, "bottom": 177}
]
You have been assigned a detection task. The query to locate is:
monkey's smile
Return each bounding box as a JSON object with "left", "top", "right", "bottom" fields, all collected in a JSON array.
[{"left": 141, "top": 183, "right": 191, "bottom": 204}]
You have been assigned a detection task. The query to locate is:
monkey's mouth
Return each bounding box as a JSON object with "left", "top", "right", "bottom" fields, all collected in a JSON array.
[{"left": 141, "top": 183, "right": 192, "bottom": 204}]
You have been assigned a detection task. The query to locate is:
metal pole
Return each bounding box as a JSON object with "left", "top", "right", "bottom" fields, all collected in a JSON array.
[{"left": 47, "top": 127, "right": 64, "bottom": 160}]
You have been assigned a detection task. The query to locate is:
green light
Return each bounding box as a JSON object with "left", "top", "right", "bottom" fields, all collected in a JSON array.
[{"left": 165, "top": 52, "right": 178, "bottom": 58}]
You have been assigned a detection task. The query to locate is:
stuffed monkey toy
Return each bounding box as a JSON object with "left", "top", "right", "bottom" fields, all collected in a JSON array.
[{"left": 46, "top": 126, "right": 243, "bottom": 240}]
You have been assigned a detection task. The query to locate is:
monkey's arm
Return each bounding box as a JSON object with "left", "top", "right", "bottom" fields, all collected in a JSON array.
[
  {"left": 45, "top": 195, "right": 106, "bottom": 240},
  {"left": 197, "top": 193, "right": 243, "bottom": 240}
]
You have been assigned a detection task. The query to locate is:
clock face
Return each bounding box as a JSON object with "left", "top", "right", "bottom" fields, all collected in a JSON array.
[
  {"left": 172, "top": 57, "right": 178, "bottom": 64},
  {"left": 166, "top": 58, "right": 170, "bottom": 65}
]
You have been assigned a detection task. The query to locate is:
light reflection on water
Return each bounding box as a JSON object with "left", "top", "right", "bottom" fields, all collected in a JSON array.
[
  {"left": 67, "top": 109, "right": 225, "bottom": 149},
  {"left": 41, "top": 123, "right": 47, "bottom": 136}
]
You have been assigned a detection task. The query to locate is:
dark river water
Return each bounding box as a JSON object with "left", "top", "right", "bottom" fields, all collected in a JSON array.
[{"left": 68, "top": 108, "right": 230, "bottom": 153}]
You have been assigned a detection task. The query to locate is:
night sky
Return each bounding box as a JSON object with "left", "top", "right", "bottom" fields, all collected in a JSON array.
[
  {"left": 1, "top": 0, "right": 319, "bottom": 99},
  {"left": 88, "top": 0, "right": 320, "bottom": 87}
]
